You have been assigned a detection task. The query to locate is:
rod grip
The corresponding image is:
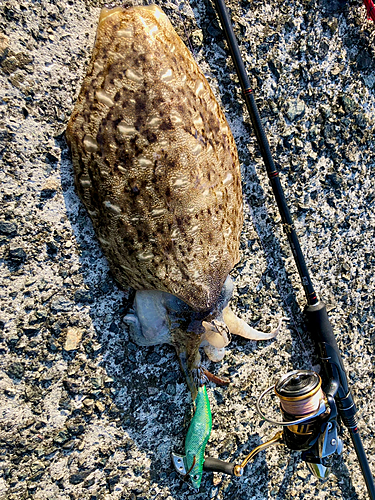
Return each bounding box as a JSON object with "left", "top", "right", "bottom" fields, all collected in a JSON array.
[
  {"left": 203, "top": 457, "right": 236, "bottom": 475},
  {"left": 304, "top": 302, "right": 338, "bottom": 347},
  {"left": 304, "top": 301, "right": 357, "bottom": 426}
]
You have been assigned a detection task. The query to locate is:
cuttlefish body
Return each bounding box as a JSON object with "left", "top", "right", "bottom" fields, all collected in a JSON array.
[{"left": 66, "top": 5, "right": 279, "bottom": 398}]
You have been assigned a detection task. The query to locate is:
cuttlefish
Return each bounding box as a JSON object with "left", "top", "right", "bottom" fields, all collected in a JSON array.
[{"left": 66, "top": 5, "right": 281, "bottom": 398}]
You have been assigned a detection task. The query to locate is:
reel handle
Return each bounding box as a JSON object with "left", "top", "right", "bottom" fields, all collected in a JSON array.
[
  {"left": 203, "top": 431, "right": 284, "bottom": 477},
  {"left": 203, "top": 457, "right": 237, "bottom": 476}
]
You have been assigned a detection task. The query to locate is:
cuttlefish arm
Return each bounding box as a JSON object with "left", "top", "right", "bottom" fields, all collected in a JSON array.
[
  {"left": 222, "top": 306, "right": 285, "bottom": 340},
  {"left": 201, "top": 306, "right": 286, "bottom": 362},
  {"left": 200, "top": 320, "right": 231, "bottom": 364}
]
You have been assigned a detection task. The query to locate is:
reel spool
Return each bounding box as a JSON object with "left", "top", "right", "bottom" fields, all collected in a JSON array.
[
  {"left": 257, "top": 370, "right": 327, "bottom": 428},
  {"left": 275, "top": 370, "right": 324, "bottom": 416},
  {"left": 256, "top": 370, "right": 329, "bottom": 456}
]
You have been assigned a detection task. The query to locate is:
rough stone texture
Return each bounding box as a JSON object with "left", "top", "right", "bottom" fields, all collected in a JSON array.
[{"left": 0, "top": 1, "right": 374, "bottom": 500}]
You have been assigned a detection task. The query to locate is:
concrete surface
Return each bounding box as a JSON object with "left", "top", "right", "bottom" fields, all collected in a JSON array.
[{"left": 0, "top": 0, "right": 374, "bottom": 499}]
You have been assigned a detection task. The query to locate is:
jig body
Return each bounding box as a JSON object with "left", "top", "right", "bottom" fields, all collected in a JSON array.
[
  {"left": 185, "top": 385, "right": 212, "bottom": 489},
  {"left": 172, "top": 385, "right": 212, "bottom": 489}
]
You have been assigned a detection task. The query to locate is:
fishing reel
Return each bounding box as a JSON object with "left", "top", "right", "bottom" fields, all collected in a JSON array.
[
  {"left": 206, "top": 370, "right": 344, "bottom": 479},
  {"left": 253, "top": 369, "right": 343, "bottom": 479}
]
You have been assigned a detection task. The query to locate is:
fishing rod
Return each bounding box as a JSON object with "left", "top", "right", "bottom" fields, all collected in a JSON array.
[
  {"left": 211, "top": 0, "right": 375, "bottom": 495},
  {"left": 172, "top": 0, "right": 375, "bottom": 496},
  {"left": 364, "top": 0, "right": 375, "bottom": 22}
]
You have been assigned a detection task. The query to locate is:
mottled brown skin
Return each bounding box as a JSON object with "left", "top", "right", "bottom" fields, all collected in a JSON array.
[{"left": 66, "top": 5, "right": 243, "bottom": 316}]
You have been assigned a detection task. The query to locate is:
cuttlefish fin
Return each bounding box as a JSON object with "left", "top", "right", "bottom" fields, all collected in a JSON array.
[{"left": 222, "top": 306, "right": 286, "bottom": 340}]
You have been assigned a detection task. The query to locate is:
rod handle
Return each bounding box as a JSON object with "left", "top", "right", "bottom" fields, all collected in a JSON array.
[{"left": 304, "top": 301, "right": 357, "bottom": 426}]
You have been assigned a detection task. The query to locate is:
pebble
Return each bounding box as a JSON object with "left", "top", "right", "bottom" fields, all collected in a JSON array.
[
  {"left": 0, "top": 33, "right": 9, "bottom": 58},
  {"left": 40, "top": 178, "right": 59, "bottom": 199},
  {"left": 4, "top": 388, "right": 17, "bottom": 397},
  {"left": 285, "top": 99, "right": 305, "bottom": 121},
  {"left": 7, "top": 361, "right": 24, "bottom": 379},
  {"left": 69, "top": 472, "right": 88, "bottom": 485},
  {"left": 74, "top": 289, "right": 94, "bottom": 304},
  {"left": 191, "top": 29, "right": 203, "bottom": 47},
  {"left": 1, "top": 51, "right": 33, "bottom": 74},
  {"left": 342, "top": 95, "right": 356, "bottom": 113},
  {"left": 63, "top": 327, "right": 83, "bottom": 351},
  {"left": 0, "top": 221, "right": 17, "bottom": 236},
  {"left": 8, "top": 247, "right": 26, "bottom": 263},
  {"left": 325, "top": 172, "right": 343, "bottom": 188},
  {"left": 95, "top": 400, "right": 105, "bottom": 412},
  {"left": 297, "top": 469, "right": 309, "bottom": 479},
  {"left": 51, "top": 297, "right": 74, "bottom": 312}
]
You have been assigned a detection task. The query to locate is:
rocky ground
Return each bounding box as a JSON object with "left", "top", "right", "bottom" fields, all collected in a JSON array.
[{"left": 0, "top": 0, "right": 374, "bottom": 499}]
